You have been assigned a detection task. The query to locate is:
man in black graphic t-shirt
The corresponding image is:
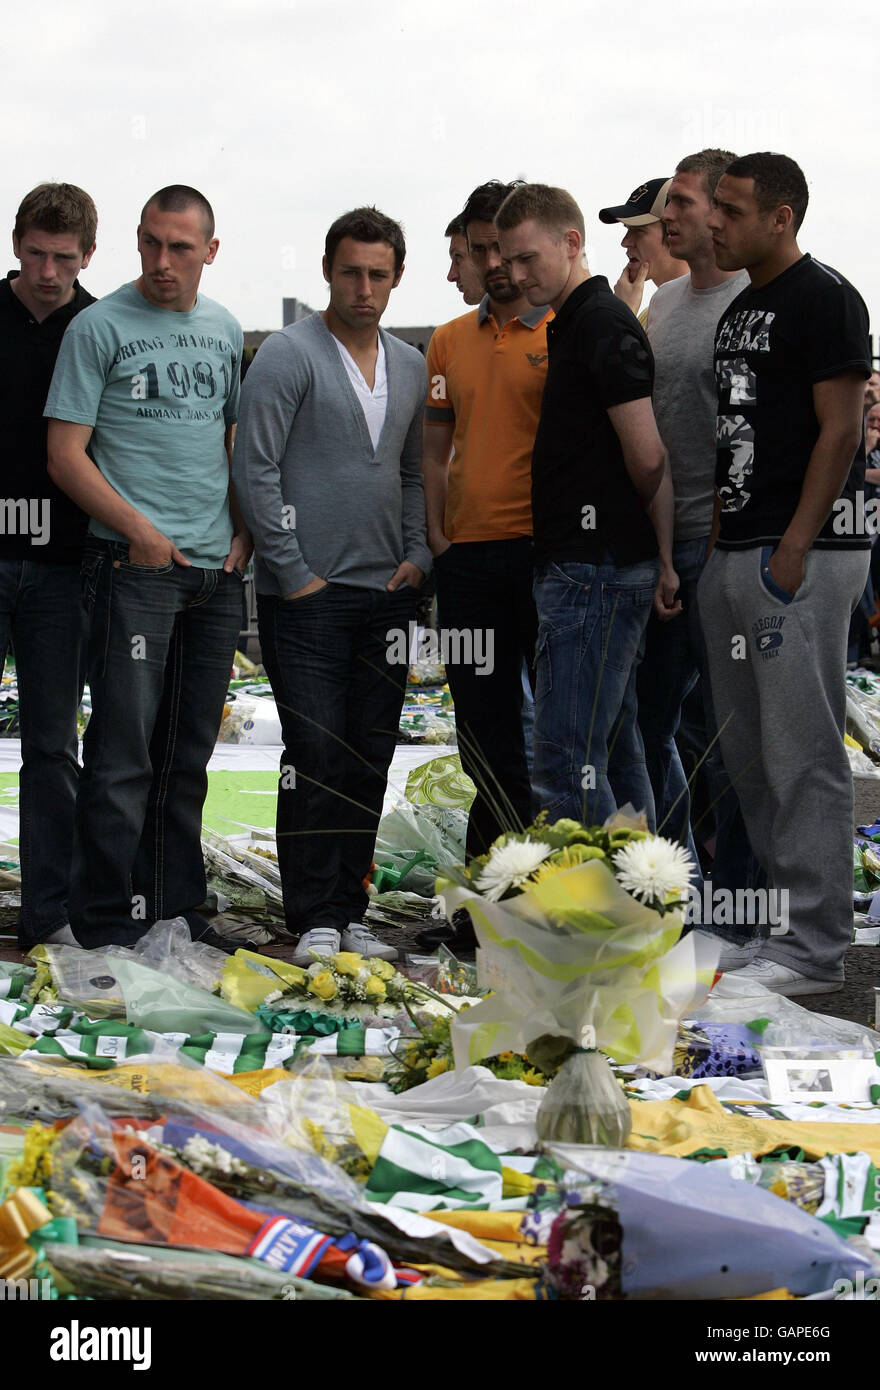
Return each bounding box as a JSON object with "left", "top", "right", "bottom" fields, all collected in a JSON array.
[{"left": 699, "top": 153, "right": 871, "bottom": 995}]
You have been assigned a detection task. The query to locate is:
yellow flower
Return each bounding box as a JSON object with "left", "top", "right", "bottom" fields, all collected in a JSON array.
[
  {"left": 364, "top": 976, "right": 387, "bottom": 1001},
  {"left": 332, "top": 952, "right": 363, "bottom": 977},
  {"left": 308, "top": 970, "right": 337, "bottom": 1001},
  {"left": 520, "top": 1068, "right": 546, "bottom": 1086},
  {"left": 529, "top": 844, "right": 606, "bottom": 884},
  {"left": 369, "top": 958, "right": 396, "bottom": 981},
  {"left": 497, "top": 1051, "right": 515, "bottom": 1063},
  {"left": 426, "top": 1056, "right": 450, "bottom": 1079}
]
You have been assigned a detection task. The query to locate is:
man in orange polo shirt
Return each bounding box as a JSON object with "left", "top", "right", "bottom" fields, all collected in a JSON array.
[{"left": 422, "top": 180, "right": 552, "bottom": 867}]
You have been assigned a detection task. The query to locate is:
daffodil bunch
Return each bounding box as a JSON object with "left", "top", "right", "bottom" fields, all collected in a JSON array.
[{"left": 249, "top": 950, "right": 458, "bottom": 1024}]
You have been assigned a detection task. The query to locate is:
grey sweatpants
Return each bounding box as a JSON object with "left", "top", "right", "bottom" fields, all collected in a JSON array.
[{"left": 697, "top": 544, "right": 868, "bottom": 980}]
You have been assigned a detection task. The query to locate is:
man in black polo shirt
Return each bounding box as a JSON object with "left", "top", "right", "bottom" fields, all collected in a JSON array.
[
  {"left": 497, "top": 183, "right": 675, "bottom": 825},
  {"left": 0, "top": 183, "right": 97, "bottom": 948},
  {"left": 700, "top": 153, "right": 870, "bottom": 995}
]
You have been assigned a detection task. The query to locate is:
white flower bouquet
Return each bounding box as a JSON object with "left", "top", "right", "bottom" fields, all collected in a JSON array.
[{"left": 439, "top": 813, "right": 720, "bottom": 1145}]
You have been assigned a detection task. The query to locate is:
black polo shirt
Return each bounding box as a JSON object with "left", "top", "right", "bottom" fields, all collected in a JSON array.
[
  {"left": 0, "top": 273, "right": 96, "bottom": 564},
  {"left": 530, "top": 275, "right": 658, "bottom": 565}
]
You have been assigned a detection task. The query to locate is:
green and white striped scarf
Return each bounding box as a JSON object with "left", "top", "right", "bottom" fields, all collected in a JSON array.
[{"left": 0, "top": 999, "right": 396, "bottom": 1072}]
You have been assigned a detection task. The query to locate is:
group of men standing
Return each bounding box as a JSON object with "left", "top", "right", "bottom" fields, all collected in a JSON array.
[{"left": 1, "top": 148, "right": 872, "bottom": 998}]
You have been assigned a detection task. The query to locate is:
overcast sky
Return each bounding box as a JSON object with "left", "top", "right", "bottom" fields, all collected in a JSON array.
[{"left": 3, "top": 0, "right": 877, "bottom": 344}]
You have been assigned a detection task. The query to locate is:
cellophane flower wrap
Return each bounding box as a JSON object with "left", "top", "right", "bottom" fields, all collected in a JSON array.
[{"left": 440, "top": 814, "right": 720, "bottom": 1144}]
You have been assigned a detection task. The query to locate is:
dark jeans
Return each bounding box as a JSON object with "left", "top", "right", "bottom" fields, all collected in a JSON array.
[
  {"left": 637, "top": 537, "right": 706, "bottom": 869},
  {"left": 70, "top": 539, "right": 242, "bottom": 947},
  {"left": 434, "top": 538, "right": 537, "bottom": 855},
  {"left": 0, "top": 559, "right": 86, "bottom": 948},
  {"left": 258, "top": 582, "right": 417, "bottom": 935},
  {"left": 533, "top": 555, "right": 658, "bottom": 826}
]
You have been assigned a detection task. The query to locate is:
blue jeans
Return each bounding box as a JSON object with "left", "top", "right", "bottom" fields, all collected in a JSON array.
[
  {"left": 0, "top": 560, "right": 87, "bottom": 948},
  {"left": 532, "top": 556, "right": 658, "bottom": 826},
  {"left": 70, "top": 539, "right": 242, "bottom": 947},
  {"left": 637, "top": 537, "right": 706, "bottom": 868},
  {"left": 258, "top": 582, "right": 418, "bottom": 935}
]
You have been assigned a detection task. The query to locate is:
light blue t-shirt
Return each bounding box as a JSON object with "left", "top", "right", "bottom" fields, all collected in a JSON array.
[{"left": 45, "top": 282, "right": 242, "bottom": 566}]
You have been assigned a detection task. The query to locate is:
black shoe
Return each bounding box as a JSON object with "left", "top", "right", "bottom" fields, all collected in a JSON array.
[
  {"left": 415, "top": 908, "right": 477, "bottom": 953},
  {"left": 184, "top": 912, "right": 261, "bottom": 955}
]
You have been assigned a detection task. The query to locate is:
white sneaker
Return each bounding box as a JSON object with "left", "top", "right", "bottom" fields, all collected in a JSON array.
[
  {"left": 721, "top": 956, "right": 843, "bottom": 997},
  {"left": 716, "top": 939, "right": 761, "bottom": 972},
  {"left": 291, "top": 927, "right": 341, "bottom": 966},
  {"left": 44, "top": 924, "right": 79, "bottom": 946},
  {"left": 340, "top": 923, "right": 398, "bottom": 962}
]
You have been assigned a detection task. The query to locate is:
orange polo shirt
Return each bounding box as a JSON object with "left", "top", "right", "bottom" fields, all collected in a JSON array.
[{"left": 424, "top": 298, "right": 552, "bottom": 542}]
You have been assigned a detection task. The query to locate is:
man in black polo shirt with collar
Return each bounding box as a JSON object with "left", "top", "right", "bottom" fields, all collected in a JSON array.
[
  {"left": 0, "top": 183, "right": 97, "bottom": 949},
  {"left": 497, "top": 183, "right": 675, "bottom": 826}
]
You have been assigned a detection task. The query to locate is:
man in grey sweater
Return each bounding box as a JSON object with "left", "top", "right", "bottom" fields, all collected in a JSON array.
[
  {"left": 233, "top": 207, "right": 430, "bottom": 964},
  {"left": 635, "top": 149, "right": 757, "bottom": 956}
]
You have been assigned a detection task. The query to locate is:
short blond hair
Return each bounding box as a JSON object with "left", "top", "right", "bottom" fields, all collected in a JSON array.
[{"left": 496, "top": 183, "right": 585, "bottom": 241}]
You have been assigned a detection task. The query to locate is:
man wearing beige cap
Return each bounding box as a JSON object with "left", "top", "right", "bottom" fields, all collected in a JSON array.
[{"left": 599, "top": 176, "right": 687, "bottom": 323}]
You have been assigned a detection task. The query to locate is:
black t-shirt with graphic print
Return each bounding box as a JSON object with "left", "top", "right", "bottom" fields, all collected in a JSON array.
[
  {"left": 531, "top": 276, "right": 658, "bottom": 565},
  {"left": 714, "top": 254, "right": 871, "bottom": 551}
]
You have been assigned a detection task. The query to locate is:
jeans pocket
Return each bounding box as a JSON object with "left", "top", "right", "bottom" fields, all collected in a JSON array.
[
  {"left": 81, "top": 547, "right": 105, "bottom": 613},
  {"left": 547, "top": 560, "right": 593, "bottom": 587},
  {"left": 534, "top": 629, "right": 552, "bottom": 702},
  {"left": 536, "top": 564, "right": 591, "bottom": 637},
  {"left": 116, "top": 557, "right": 176, "bottom": 575},
  {"left": 758, "top": 546, "right": 795, "bottom": 605}
]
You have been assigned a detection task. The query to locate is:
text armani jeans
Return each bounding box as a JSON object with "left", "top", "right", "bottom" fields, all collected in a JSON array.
[
  {"left": 0, "top": 559, "right": 86, "bottom": 948},
  {"left": 532, "top": 556, "right": 658, "bottom": 826},
  {"left": 70, "top": 539, "right": 242, "bottom": 947}
]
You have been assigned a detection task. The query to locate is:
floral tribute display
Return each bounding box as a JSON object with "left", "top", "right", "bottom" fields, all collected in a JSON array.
[
  {"left": 385, "top": 1009, "right": 552, "bottom": 1093},
  {"left": 439, "top": 813, "right": 720, "bottom": 1145},
  {"left": 222, "top": 949, "right": 448, "bottom": 1024}
]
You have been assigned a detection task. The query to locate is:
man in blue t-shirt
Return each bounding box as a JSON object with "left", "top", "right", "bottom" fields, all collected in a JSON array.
[{"left": 46, "top": 185, "right": 254, "bottom": 951}]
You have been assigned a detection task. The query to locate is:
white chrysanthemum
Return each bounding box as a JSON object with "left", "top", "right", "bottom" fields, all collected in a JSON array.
[
  {"left": 477, "top": 839, "right": 554, "bottom": 901},
  {"left": 612, "top": 835, "right": 694, "bottom": 904}
]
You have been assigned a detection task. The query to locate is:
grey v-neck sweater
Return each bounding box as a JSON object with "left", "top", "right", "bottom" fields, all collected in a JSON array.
[{"left": 233, "top": 312, "right": 431, "bottom": 595}]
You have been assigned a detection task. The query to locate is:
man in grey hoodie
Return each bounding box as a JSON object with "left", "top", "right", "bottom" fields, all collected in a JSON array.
[{"left": 233, "top": 207, "right": 430, "bottom": 965}]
